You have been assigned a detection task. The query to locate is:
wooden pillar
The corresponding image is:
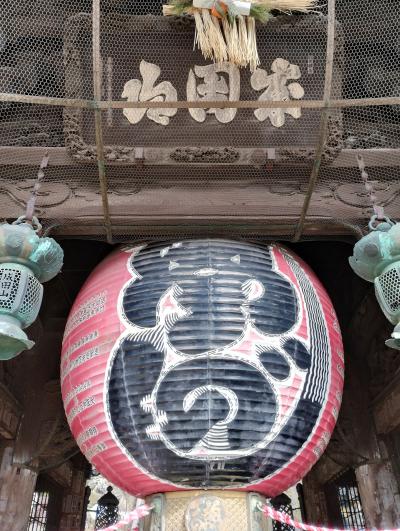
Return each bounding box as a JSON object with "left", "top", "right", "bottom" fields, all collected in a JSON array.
[
  {"left": 356, "top": 460, "right": 400, "bottom": 528},
  {"left": 0, "top": 323, "right": 68, "bottom": 530},
  {"left": 0, "top": 444, "right": 38, "bottom": 530},
  {"left": 347, "top": 293, "right": 400, "bottom": 528},
  {"left": 60, "top": 468, "right": 87, "bottom": 531},
  {"left": 0, "top": 380, "right": 37, "bottom": 530},
  {"left": 302, "top": 290, "right": 400, "bottom": 528},
  {"left": 302, "top": 470, "right": 329, "bottom": 525}
]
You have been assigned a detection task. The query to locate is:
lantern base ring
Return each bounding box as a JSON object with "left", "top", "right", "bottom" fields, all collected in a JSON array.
[
  {"left": 140, "top": 490, "right": 270, "bottom": 531},
  {"left": 0, "top": 315, "right": 34, "bottom": 360},
  {"left": 385, "top": 322, "right": 400, "bottom": 350}
]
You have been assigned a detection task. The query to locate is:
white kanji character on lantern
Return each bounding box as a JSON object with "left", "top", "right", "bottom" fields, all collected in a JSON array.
[
  {"left": 187, "top": 62, "right": 240, "bottom": 124},
  {"left": 250, "top": 58, "right": 305, "bottom": 127},
  {"left": 122, "top": 60, "right": 177, "bottom": 126}
]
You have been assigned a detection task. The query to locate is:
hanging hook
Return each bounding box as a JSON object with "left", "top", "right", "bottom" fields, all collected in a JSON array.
[
  {"left": 25, "top": 151, "right": 49, "bottom": 224},
  {"left": 368, "top": 214, "right": 394, "bottom": 232}
]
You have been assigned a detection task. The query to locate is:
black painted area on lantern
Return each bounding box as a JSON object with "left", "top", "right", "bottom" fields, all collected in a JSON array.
[
  {"left": 121, "top": 240, "right": 298, "bottom": 355},
  {"left": 108, "top": 240, "right": 322, "bottom": 487},
  {"left": 157, "top": 358, "right": 276, "bottom": 451},
  {"left": 108, "top": 338, "right": 320, "bottom": 486}
]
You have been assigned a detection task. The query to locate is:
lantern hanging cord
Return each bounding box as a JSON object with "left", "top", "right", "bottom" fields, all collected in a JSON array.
[
  {"left": 261, "top": 504, "right": 400, "bottom": 531},
  {"left": 356, "top": 153, "right": 395, "bottom": 233},
  {"left": 97, "top": 502, "right": 400, "bottom": 531},
  {"left": 97, "top": 504, "right": 153, "bottom": 531}
]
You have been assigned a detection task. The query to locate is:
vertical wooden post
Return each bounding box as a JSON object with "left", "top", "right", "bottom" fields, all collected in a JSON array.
[
  {"left": 92, "top": 0, "right": 113, "bottom": 244},
  {"left": 0, "top": 445, "right": 38, "bottom": 530},
  {"left": 356, "top": 461, "right": 400, "bottom": 528},
  {"left": 302, "top": 472, "right": 329, "bottom": 525},
  {"left": 293, "top": 0, "right": 336, "bottom": 242},
  {"left": 0, "top": 326, "right": 74, "bottom": 529},
  {"left": 348, "top": 298, "right": 400, "bottom": 527},
  {"left": 0, "top": 383, "right": 41, "bottom": 530},
  {"left": 60, "top": 468, "right": 87, "bottom": 530}
]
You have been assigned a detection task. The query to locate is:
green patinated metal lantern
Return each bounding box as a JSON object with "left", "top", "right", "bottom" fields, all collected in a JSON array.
[
  {"left": 0, "top": 216, "right": 63, "bottom": 360},
  {"left": 349, "top": 217, "right": 400, "bottom": 349}
]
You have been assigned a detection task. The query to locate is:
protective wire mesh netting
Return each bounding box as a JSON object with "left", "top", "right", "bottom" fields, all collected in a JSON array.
[{"left": 0, "top": 0, "right": 399, "bottom": 242}]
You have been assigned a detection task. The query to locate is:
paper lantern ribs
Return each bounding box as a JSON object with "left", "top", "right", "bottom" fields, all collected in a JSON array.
[{"left": 61, "top": 240, "right": 343, "bottom": 497}]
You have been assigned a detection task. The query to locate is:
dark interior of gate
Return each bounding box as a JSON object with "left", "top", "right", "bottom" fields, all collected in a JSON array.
[{"left": 0, "top": 0, "right": 400, "bottom": 529}]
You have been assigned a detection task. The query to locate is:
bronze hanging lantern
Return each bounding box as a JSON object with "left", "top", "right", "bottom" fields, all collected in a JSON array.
[
  {"left": 0, "top": 216, "right": 63, "bottom": 360},
  {"left": 94, "top": 486, "right": 119, "bottom": 530}
]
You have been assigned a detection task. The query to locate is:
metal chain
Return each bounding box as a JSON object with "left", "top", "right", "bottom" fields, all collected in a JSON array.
[
  {"left": 356, "top": 153, "right": 394, "bottom": 231},
  {"left": 25, "top": 151, "right": 49, "bottom": 226}
]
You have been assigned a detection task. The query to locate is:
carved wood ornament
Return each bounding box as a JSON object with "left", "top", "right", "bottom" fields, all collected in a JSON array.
[{"left": 63, "top": 14, "right": 343, "bottom": 164}]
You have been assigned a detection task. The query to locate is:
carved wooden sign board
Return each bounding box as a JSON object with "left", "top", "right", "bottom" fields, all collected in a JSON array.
[{"left": 64, "top": 14, "right": 341, "bottom": 163}]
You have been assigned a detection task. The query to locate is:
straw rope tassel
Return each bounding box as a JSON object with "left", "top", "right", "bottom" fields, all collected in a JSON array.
[
  {"left": 267, "top": 0, "right": 316, "bottom": 12},
  {"left": 246, "top": 16, "right": 260, "bottom": 72},
  {"left": 194, "top": 9, "right": 212, "bottom": 59},
  {"left": 223, "top": 16, "right": 240, "bottom": 64},
  {"left": 237, "top": 15, "right": 248, "bottom": 66},
  {"left": 211, "top": 15, "right": 228, "bottom": 62},
  {"left": 201, "top": 9, "right": 227, "bottom": 63},
  {"left": 222, "top": 16, "right": 233, "bottom": 63}
]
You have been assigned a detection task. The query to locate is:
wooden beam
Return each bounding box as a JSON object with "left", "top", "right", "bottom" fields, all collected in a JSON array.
[
  {"left": 0, "top": 147, "right": 74, "bottom": 166},
  {"left": 51, "top": 218, "right": 360, "bottom": 238},
  {"left": 8, "top": 4, "right": 399, "bottom": 42},
  {"left": 373, "top": 369, "right": 400, "bottom": 435},
  {"left": 0, "top": 146, "right": 400, "bottom": 168},
  {"left": 92, "top": 0, "right": 112, "bottom": 243}
]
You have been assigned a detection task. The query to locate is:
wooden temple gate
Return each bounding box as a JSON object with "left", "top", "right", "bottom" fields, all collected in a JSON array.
[{"left": 0, "top": 0, "right": 400, "bottom": 528}]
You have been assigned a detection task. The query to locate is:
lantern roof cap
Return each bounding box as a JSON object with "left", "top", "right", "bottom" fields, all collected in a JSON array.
[
  {"left": 0, "top": 216, "right": 63, "bottom": 283},
  {"left": 97, "top": 486, "right": 119, "bottom": 507}
]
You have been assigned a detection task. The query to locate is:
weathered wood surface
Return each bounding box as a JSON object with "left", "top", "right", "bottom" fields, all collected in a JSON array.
[
  {"left": 63, "top": 14, "right": 341, "bottom": 162},
  {"left": 0, "top": 172, "right": 397, "bottom": 222},
  {"left": 304, "top": 291, "right": 400, "bottom": 528},
  {"left": 59, "top": 468, "right": 87, "bottom": 531},
  {"left": 373, "top": 370, "right": 400, "bottom": 435},
  {"left": 1, "top": 146, "right": 399, "bottom": 167},
  {"left": 0, "top": 384, "right": 21, "bottom": 440},
  {"left": 6, "top": 2, "right": 399, "bottom": 41},
  {"left": 0, "top": 320, "right": 80, "bottom": 530},
  {"left": 1, "top": 147, "right": 398, "bottom": 237},
  {"left": 0, "top": 446, "right": 38, "bottom": 531},
  {"left": 0, "top": 181, "right": 371, "bottom": 219}
]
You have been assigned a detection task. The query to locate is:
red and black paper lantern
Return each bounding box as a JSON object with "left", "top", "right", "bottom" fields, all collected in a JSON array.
[{"left": 61, "top": 240, "right": 343, "bottom": 497}]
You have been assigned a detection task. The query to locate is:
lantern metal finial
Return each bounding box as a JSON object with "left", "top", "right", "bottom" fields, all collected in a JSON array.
[
  {"left": 95, "top": 486, "right": 120, "bottom": 530},
  {"left": 349, "top": 217, "right": 400, "bottom": 349},
  {"left": 0, "top": 216, "right": 63, "bottom": 360}
]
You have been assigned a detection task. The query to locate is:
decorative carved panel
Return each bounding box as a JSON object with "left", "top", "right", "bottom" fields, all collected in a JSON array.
[{"left": 63, "top": 13, "right": 343, "bottom": 164}]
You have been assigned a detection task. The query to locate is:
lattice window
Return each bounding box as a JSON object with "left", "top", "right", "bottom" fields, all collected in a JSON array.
[
  {"left": 337, "top": 483, "right": 365, "bottom": 529},
  {"left": 325, "top": 469, "right": 366, "bottom": 530},
  {"left": 28, "top": 491, "right": 49, "bottom": 531},
  {"left": 94, "top": 504, "right": 119, "bottom": 530}
]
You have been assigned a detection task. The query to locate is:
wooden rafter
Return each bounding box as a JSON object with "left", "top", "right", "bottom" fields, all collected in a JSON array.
[{"left": 293, "top": 0, "right": 336, "bottom": 241}]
